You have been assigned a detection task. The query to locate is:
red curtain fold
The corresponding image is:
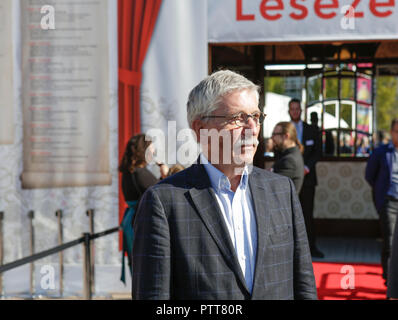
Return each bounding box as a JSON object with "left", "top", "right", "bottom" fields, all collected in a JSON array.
[{"left": 118, "top": 0, "right": 162, "bottom": 249}]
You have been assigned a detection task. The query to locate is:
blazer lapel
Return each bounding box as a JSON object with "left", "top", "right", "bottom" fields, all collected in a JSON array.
[
  {"left": 188, "top": 163, "right": 249, "bottom": 294},
  {"left": 248, "top": 168, "right": 270, "bottom": 298}
]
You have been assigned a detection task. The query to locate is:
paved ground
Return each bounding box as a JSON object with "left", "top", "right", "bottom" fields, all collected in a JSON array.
[{"left": 312, "top": 236, "right": 382, "bottom": 264}]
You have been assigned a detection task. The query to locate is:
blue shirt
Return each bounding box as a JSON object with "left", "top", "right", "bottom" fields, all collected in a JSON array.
[
  {"left": 200, "top": 153, "right": 257, "bottom": 293},
  {"left": 293, "top": 120, "right": 303, "bottom": 144},
  {"left": 387, "top": 143, "right": 398, "bottom": 199}
]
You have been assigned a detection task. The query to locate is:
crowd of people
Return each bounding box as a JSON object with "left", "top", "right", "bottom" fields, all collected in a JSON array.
[{"left": 118, "top": 69, "right": 398, "bottom": 300}]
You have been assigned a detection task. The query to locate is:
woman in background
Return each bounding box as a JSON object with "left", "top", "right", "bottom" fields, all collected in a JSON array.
[
  {"left": 271, "top": 121, "right": 305, "bottom": 194},
  {"left": 118, "top": 134, "right": 169, "bottom": 283}
]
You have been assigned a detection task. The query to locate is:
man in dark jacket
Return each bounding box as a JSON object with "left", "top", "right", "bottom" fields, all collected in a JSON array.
[
  {"left": 366, "top": 118, "right": 398, "bottom": 285},
  {"left": 289, "top": 99, "right": 323, "bottom": 258},
  {"left": 132, "top": 70, "right": 317, "bottom": 300}
]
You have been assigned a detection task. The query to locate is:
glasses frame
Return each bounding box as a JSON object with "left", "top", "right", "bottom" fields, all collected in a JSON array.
[{"left": 201, "top": 111, "right": 266, "bottom": 127}]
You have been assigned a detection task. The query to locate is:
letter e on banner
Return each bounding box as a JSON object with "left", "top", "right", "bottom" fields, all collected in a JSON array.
[
  {"left": 41, "top": 5, "right": 56, "bottom": 30},
  {"left": 260, "top": 0, "right": 284, "bottom": 21},
  {"left": 340, "top": 265, "right": 355, "bottom": 290},
  {"left": 314, "top": 0, "right": 339, "bottom": 19},
  {"left": 290, "top": 0, "right": 309, "bottom": 20},
  {"left": 370, "top": 0, "right": 395, "bottom": 18}
]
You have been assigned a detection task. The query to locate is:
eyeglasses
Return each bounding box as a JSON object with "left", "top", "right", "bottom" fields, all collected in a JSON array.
[{"left": 201, "top": 111, "right": 266, "bottom": 127}]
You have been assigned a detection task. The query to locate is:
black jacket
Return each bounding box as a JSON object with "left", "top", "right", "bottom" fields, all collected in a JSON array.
[
  {"left": 121, "top": 167, "right": 158, "bottom": 202},
  {"left": 273, "top": 146, "right": 304, "bottom": 193},
  {"left": 302, "top": 122, "right": 321, "bottom": 187}
]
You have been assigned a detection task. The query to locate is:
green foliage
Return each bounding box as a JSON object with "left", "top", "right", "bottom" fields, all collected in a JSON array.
[
  {"left": 264, "top": 77, "right": 285, "bottom": 95},
  {"left": 375, "top": 77, "right": 398, "bottom": 132}
]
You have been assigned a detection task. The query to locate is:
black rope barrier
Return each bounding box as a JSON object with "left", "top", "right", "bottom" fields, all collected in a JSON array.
[{"left": 0, "top": 226, "right": 120, "bottom": 274}]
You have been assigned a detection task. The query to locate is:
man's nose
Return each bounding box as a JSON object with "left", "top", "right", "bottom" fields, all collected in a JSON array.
[{"left": 243, "top": 116, "right": 258, "bottom": 130}]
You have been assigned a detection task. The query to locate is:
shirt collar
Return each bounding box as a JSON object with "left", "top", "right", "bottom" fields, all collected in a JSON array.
[
  {"left": 291, "top": 120, "right": 302, "bottom": 128},
  {"left": 200, "top": 153, "right": 249, "bottom": 192}
]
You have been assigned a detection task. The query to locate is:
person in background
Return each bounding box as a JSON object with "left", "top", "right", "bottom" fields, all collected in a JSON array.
[
  {"left": 132, "top": 70, "right": 317, "bottom": 300},
  {"left": 271, "top": 122, "right": 304, "bottom": 194},
  {"left": 365, "top": 118, "right": 398, "bottom": 286},
  {"left": 289, "top": 99, "right": 323, "bottom": 258},
  {"left": 167, "top": 163, "right": 185, "bottom": 177},
  {"left": 375, "top": 130, "right": 391, "bottom": 147},
  {"left": 118, "top": 134, "right": 169, "bottom": 284},
  {"left": 310, "top": 112, "right": 319, "bottom": 130}
]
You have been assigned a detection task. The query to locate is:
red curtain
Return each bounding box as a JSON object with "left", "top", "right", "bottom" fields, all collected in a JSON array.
[{"left": 118, "top": 0, "right": 162, "bottom": 248}]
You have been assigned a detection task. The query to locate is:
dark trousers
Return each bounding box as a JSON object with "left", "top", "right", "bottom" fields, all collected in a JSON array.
[
  {"left": 299, "top": 185, "right": 316, "bottom": 249},
  {"left": 379, "top": 197, "right": 398, "bottom": 281}
]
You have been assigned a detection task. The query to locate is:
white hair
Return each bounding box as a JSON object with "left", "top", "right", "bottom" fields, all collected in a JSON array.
[{"left": 186, "top": 70, "right": 260, "bottom": 128}]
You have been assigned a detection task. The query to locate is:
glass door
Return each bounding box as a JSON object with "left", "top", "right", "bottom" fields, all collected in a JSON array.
[{"left": 305, "top": 63, "right": 374, "bottom": 157}]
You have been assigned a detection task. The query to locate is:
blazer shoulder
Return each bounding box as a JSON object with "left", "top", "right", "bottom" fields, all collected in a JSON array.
[
  {"left": 152, "top": 164, "right": 208, "bottom": 193},
  {"left": 252, "top": 166, "right": 292, "bottom": 184},
  {"left": 287, "top": 147, "right": 304, "bottom": 162},
  {"left": 372, "top": 144, "right": 390, "bottom": 157},
  {"left": 154, "top": 167, "right": 192, "bottom": 189}
]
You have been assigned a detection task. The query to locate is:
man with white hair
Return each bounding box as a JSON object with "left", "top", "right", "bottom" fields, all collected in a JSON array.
[{"left": 132, "top": 70, "right": 317, "bottom": 300}]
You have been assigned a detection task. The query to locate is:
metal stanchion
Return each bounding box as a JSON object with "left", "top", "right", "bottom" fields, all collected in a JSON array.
[
  {"left": 82, "top": 233, "right": 92, "bottom": 300},
  {"left": 55, "top": 210, "right": 64, "bottom": 297},
  {"left": 86, "top": 209, "right": 95, "bottom": 295},
  {"left": 0, "top": 212, "right": 4, "bottom": 297},
  {"left": 28, "top": 210, "right": 35, "bottom": 297}
]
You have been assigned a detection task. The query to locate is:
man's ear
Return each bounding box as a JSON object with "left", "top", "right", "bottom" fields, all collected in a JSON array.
[{"left": 191, "top": 119, "right": 204, "bottom": 143}]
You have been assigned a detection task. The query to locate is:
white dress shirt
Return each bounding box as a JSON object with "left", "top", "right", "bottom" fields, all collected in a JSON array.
[{"left": 200, "top": 153, "right": 257, "bottom": 293}]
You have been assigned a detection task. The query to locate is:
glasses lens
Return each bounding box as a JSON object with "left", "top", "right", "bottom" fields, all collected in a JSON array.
[{"left": 234, "top": 112, "right": 265, "bottom": 127}]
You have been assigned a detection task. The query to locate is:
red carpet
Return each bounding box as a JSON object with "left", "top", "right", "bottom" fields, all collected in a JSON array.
[{"left": 313, "top": 262, "right": 387, "bottom": 300}]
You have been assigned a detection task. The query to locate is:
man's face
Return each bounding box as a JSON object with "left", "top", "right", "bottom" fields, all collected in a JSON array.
[
  {"left": 289, "top": 102, "right": 302, "bottom": 122},
  {"left": 271, "top": 125, "right": 285, "bottom": 152},
  {"left": 195, "top": 89, "right": 260, "bottom": 168},
  {"left": 391, "top": 123, "right": 398, "bottom": 148}
]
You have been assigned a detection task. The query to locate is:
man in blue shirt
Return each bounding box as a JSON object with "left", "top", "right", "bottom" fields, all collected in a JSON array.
[
  {"left": 365, "top": 118, "right": 398, "bottom": 286},
  {"left": 289, "top": 99, "right": 323, "bottom": 258}
]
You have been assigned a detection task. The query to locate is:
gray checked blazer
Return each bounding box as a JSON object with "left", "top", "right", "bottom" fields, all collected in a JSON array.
[{"left": 132, "top": 160, "right": 317, "bottom": 300}]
